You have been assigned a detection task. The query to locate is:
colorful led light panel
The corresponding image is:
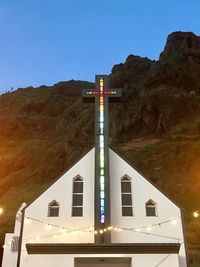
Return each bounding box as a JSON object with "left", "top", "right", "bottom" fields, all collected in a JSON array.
[{"left": 99, "top": 78, "right": 105, "bottom": 224}]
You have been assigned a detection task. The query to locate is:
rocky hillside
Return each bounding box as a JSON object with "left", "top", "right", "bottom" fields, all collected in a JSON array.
[{"left": 1, "top": 31, "right": 200, "bottom": 266}]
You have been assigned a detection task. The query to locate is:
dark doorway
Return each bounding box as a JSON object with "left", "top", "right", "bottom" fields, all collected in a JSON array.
[{"left": 75, "top": 257, "right": 131, "bottom": 267}]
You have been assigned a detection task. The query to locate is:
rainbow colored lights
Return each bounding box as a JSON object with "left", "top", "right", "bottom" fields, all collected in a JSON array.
[
  {"left": 99, "top": 78, "right": 105, "bottom": 224},
  {"left": 86, "top": 91, "right": 117, "bottom": 95},
  {"left": 82, "top": 76, "right": 122, "bottom": 237}
]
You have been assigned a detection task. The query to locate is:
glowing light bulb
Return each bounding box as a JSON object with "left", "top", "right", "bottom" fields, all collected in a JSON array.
[
  {"left": 25, "top": 217, "right": 31, "bottom": 224},
  {"left": 136, "top": 228, "right": 141, "bottom": 232},
  {"left": 193, "top": 211, "right": 199, "bottom": 218},
  {"left": 99, "top": 229, "right": 104, "bottom": 234},
  {"left": 46, "top": 224, "right": 52, "bottom": 230},
  {"left": 171, "top": 219, "right": 177, "bottom": 225},
  {"left": 0, "top": 208, "right": 4, "bottom": 215},
  {"left": 146, "top": 226, "right": 152, "bottom": 232},
  {"left": 94, "top": 231, "right": 98, "bottom": 235}
]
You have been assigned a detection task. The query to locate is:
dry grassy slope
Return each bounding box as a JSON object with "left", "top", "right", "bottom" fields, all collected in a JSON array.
[
  {"left": 0, "top": 81, "right": 95, "bottom": 264},
  {"left": 0, "top": 88, "right": 200, "bottom": 267},
  {"left": 1, "top": 31, "right": 200, "bottom": 266},
  {"left": 115, "top": 135, "right": 200, "bottom": 266}
]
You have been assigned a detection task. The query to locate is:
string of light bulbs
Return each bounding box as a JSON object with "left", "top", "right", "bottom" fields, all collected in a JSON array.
[
  {"left": 24, "top": 215, "right": 180, "bottom": 234},
  {"left": 3, "top": 226, "right": 182, "bottom": 248},
  {"left": 193, "top": 210, "right": 199, "bottom": 218},
  {"left": 25, "top": 216, "right": 92, "bottom": 232},
  {"left": 3, "top": 213, "right": 192, "bottom": 248},
  {"left": 120, "top": 228, "right": 181, "bottom": 242},
  {"left": 1, "top": 216, "right": 181, "bottom": 246}
]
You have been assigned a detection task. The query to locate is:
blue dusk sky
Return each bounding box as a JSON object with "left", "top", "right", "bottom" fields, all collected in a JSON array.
[{"left": 0, "top": 0, "right": 200, "bottom": 93}]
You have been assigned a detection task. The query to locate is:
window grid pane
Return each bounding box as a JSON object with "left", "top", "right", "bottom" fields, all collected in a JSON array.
[
  {"left": 122, "top": 194, "right": 132, "bottom": 206},
  {"left": 72, "top": 178, "right": 83, "bottom": 217},
  {"left": 146, "top": 207, "right": 156, "bottom": 216},
  {"left": 122, "top": 207, "right": 133, "bottom": 216},
  {"left": 73, "top": 182, "right": 83, "bottom": 193},
  {"left": 73, "top": 194, "right": 83, "bottom": 206},
  {"left": 121, "top": 181, "right": 131, "bottom": 193},
  {"left": 121, "top": 178, "right": 133, "bottom": 217},
  {"left": 72, "top": 207, "right": 83, "bottom": 217},
  {"left": 49, "top": 207, "right": 59, "bottom": 217}
]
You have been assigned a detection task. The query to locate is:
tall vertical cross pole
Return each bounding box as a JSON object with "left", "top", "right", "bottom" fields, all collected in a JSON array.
[{"left": 82, "top": 75, "right": 121, "bottom": 244}]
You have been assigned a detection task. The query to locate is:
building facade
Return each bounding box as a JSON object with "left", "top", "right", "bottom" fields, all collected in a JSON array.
[{"left": 2, "top": 148, "right": 188, "bottom": 267}]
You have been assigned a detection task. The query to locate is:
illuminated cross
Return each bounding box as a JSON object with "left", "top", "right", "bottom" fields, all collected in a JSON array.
[{"left": 83, "top": 75, "right": 121, "bottom": 244}]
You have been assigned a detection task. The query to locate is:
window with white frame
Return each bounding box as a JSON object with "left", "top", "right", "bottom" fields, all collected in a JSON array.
[
  {"left": 48, "top": 200, "right": 60, "bottom": 217},
  {"left": 145, "top": 199, "right": 157, "bottom": 216},
  {"left": 72, "top": 176, "right": 83, "bottom": 217},
  {"left": 121, "top": 175, "right": 133, "bottom": 216}
]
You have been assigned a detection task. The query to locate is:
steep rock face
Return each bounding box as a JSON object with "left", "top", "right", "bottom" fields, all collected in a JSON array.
[
  {"left": 160, "top": 31, "right": 200, "bottom": 64},
  {"left": 110, "top": 55, "right": 153, "bottom": 88},
  {"left": 109, "top": 32, "right": 200, "bottom": 142},
  {"left": 151, "top": 31, "right": 200, "bottom": 90}
]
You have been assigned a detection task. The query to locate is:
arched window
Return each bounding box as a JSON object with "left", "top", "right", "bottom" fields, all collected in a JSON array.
[
  {"left": 121, "top": 175, "right": 133, "bottom": 216},
  {"left": 48, "top": 200, "right": 60, "bottom": 217},
  {"left": 72, "top": 176, "right": 83, "bottom": 217},
  {"left": 145, "top": 200, "right": 157, "bottom": 217}
]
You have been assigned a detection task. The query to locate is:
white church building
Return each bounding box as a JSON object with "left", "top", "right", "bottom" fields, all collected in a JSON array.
[{"left": 2, "top": 75, "right": 188, "bottom": 267}]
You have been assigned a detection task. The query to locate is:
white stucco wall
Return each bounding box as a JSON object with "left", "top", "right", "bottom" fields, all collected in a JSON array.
[
  {"left": 109, "top": 149, "right": 187, "bottom": 267},
  {"left": 2, "top": 233, "right": 18, "bottom": 267},
  {"left": 26, "top": 254, "right": 179, "bottom": 267},
  {"left": 2, "top": 148, "right": 188, "bottom": 267},
  {"left": 2, "top": 203, "right": 26, "bottom": 267},
  {"left": 23, "top": 148, "right": 95, "bottom": 245}
]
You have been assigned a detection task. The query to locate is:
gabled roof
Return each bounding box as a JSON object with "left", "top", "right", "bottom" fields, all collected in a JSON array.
[{"left": 23, "top": 146, "right": 183, "bottom": 211}]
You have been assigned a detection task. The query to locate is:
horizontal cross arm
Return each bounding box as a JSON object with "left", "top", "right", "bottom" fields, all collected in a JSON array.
[
  {"left": 106, "top": 88, "right": 122, "bottom": 97},
  {"left": 82, "top": 88, "right": 96, "bottom": 96},
  {"left": 82, "top": 88, "right": 122, "bottom": 103},
  {"left": 82, "top": 89, "right": 96, "bottom": 103}
]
